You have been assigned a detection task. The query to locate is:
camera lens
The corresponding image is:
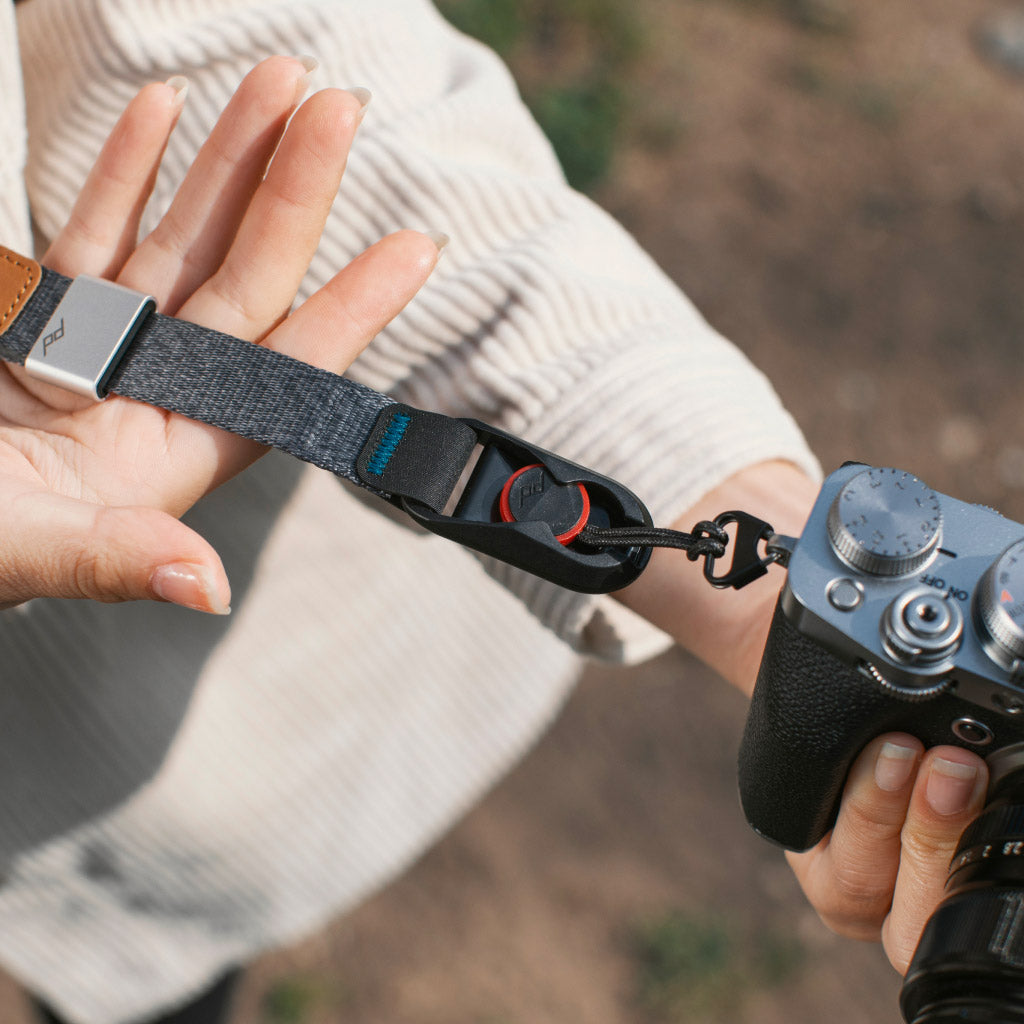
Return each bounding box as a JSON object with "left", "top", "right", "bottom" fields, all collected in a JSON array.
[
  {"left": 901, "top": 772, "right": 1024, "bottom": 1023},
  {"left": 909, "top": 1005, "right": 1024, "bottom": 1023}
]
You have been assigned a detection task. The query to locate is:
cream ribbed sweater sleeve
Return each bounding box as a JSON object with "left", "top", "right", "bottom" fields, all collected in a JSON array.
[
  {"left": 0, "top": 10, "right": 822, "bottom": 1020},
  {"left": 15, "top": 0, "right": 817, "bottom": 645},
  {"left": 0, "top": 3, "right": 29, "bottom": 250}
]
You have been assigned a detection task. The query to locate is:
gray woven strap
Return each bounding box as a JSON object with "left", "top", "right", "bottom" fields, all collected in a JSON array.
[{"left": 3, "top": 265, "right": 477, "bottom": 510}]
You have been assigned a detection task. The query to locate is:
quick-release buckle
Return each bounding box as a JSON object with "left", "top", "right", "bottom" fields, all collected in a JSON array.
[
  {"left": 360, "top": 408, "right": 653, "bottom": 594},
  {"left": 25, "top": 276, "right": 155, "bottom": 400},
  {"left": 407, "top": 420, "right": 653, "bottom": 594}
]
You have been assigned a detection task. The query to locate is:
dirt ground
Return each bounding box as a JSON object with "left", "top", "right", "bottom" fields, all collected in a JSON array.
[{"left": 8, "top": 2, "right": 1024, "bottom": 1023}]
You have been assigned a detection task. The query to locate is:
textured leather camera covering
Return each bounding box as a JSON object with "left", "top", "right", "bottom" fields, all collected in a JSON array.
[
  {"left": 0, "top": 245, "right": 41, "bottom": 339},
  {"left": 738, "top": 598, "right": 1021, "bottom": 851}
]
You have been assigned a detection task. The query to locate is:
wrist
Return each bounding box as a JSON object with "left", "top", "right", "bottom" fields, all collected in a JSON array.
[{"left": 617, "top": 460, "right": 818, "bottom": 693}]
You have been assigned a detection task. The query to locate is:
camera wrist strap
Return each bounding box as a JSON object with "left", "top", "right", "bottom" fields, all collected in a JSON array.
[{"left": 0, "top": 245, "right": 785, "bottom": 593}]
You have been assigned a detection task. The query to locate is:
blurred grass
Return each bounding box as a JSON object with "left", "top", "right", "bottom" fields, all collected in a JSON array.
[
  {"left": 436, "top": 0, "right": 525, "bottom": 53},
  {"left": 261, "top": 973, "right": 351, "bottom": 1024},
  {"left": 436, "top": 0, "right": 883, "bottom": 195},
  {"left": 631, "top": 909, "right": 806, "bottom": 1022},
  {"left": 436, "top": 0, "right": 646, "bottom": 193}
]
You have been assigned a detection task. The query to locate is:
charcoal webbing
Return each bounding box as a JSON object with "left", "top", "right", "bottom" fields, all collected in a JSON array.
[{"left": 1, "top": 265, "right": 397, "bottom": 493}]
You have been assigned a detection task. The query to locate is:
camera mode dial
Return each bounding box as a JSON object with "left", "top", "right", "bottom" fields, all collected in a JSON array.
[
  {"left": 977, "top": 538, "right": 1024, "bottom": 664},
  {"left": 827, "top": 467, "right": 942, "bottom": 577}
]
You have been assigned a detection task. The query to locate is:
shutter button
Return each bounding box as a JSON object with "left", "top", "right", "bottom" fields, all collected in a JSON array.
[{"left": 499, "top": 464, "right": 590, "bottom": 545}]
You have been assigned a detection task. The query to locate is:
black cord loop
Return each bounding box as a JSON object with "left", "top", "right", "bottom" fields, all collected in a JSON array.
[
  {"left": 578, "top": 512, "right": 785, "bottom": 591},
  {"left": 578, "top": 519, "right": 728, "bottom": 559}
]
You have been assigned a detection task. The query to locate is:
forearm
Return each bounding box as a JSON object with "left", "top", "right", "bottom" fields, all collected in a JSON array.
[{"left": 617, "top": 460, "right": 819, "bottom": 693}]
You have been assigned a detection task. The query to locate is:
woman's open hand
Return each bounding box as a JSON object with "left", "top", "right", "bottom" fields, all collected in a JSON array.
[{"left": 0, "top": 57, "right": 442, "bottom": 613}]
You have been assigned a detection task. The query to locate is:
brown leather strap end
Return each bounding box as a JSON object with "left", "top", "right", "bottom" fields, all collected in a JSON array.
[{"left": 0, "top": 245, "right": 41, "bottom": 339}]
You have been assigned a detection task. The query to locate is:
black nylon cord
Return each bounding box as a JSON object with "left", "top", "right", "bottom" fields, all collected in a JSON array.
[{"left": 578, "top": 520, "right": 728, "bottom": 560}]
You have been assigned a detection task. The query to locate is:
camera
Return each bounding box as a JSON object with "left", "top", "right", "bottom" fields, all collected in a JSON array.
[{"left": 737, "top": 462, "right": 1024, "bottom": 1021}]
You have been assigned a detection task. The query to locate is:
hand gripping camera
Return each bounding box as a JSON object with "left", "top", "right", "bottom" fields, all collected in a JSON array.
[{"left": 738, "top": 463, "right": 1024, "bottom": 1023}]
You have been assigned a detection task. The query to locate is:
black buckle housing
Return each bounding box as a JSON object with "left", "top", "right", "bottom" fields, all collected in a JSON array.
[{"left": 400, "top": 418, "right": 653, "bottom": 594}]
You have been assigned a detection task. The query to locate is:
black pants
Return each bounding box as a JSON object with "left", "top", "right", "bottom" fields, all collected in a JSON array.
[{"left": 35, "top": 970, "right": 240, "bottom": 1024}]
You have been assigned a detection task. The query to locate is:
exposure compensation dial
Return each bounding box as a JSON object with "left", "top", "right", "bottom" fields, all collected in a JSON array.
[{"left": 977, "top": 539, "right": 1024, "bottom": 664}]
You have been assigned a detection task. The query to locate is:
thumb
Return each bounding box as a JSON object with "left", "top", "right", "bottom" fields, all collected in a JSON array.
[{"left": 1, "top": 494, "right": 231, "bottom": 613}]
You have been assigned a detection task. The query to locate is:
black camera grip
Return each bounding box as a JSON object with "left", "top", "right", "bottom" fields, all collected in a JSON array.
[{"left": 738, "top": 600, "right": 995, "bottom": 852}]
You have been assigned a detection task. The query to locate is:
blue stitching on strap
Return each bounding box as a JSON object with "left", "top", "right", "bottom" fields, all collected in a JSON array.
[{"left": 365, "top": 411, "right": 411, "bottom": 475}]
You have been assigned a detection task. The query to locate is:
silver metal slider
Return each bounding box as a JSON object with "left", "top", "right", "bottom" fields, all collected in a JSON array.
[{"left": 25, "top": 276, "right": 155, "bottom": 400}]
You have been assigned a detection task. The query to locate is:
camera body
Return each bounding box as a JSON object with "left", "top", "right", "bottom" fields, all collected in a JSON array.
[{"left": 739, "top": 462, "right": 1024, "bottom": 852}]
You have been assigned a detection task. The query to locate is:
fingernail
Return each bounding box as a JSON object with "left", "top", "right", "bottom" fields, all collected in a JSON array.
[
  {"left": 164, "top": 75, "right": 189, "bottom": 111},
  {"left": 294, "top": 55, "right": 319, "bottom": 102},
  {"left": 345, "top": 86, "right": 373, "bottom": 119},
  {"left": 926, "top": 757, "right": 980, "bottom": 816},
  {"left": 875, "top": 740, "right": 918, "bottom": 792},
  {"left": 425, "top": 231, "right": 450, "bottom": 252},
  {"left": 151, "top": 564, "right": 231, "bottom": 616}
]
